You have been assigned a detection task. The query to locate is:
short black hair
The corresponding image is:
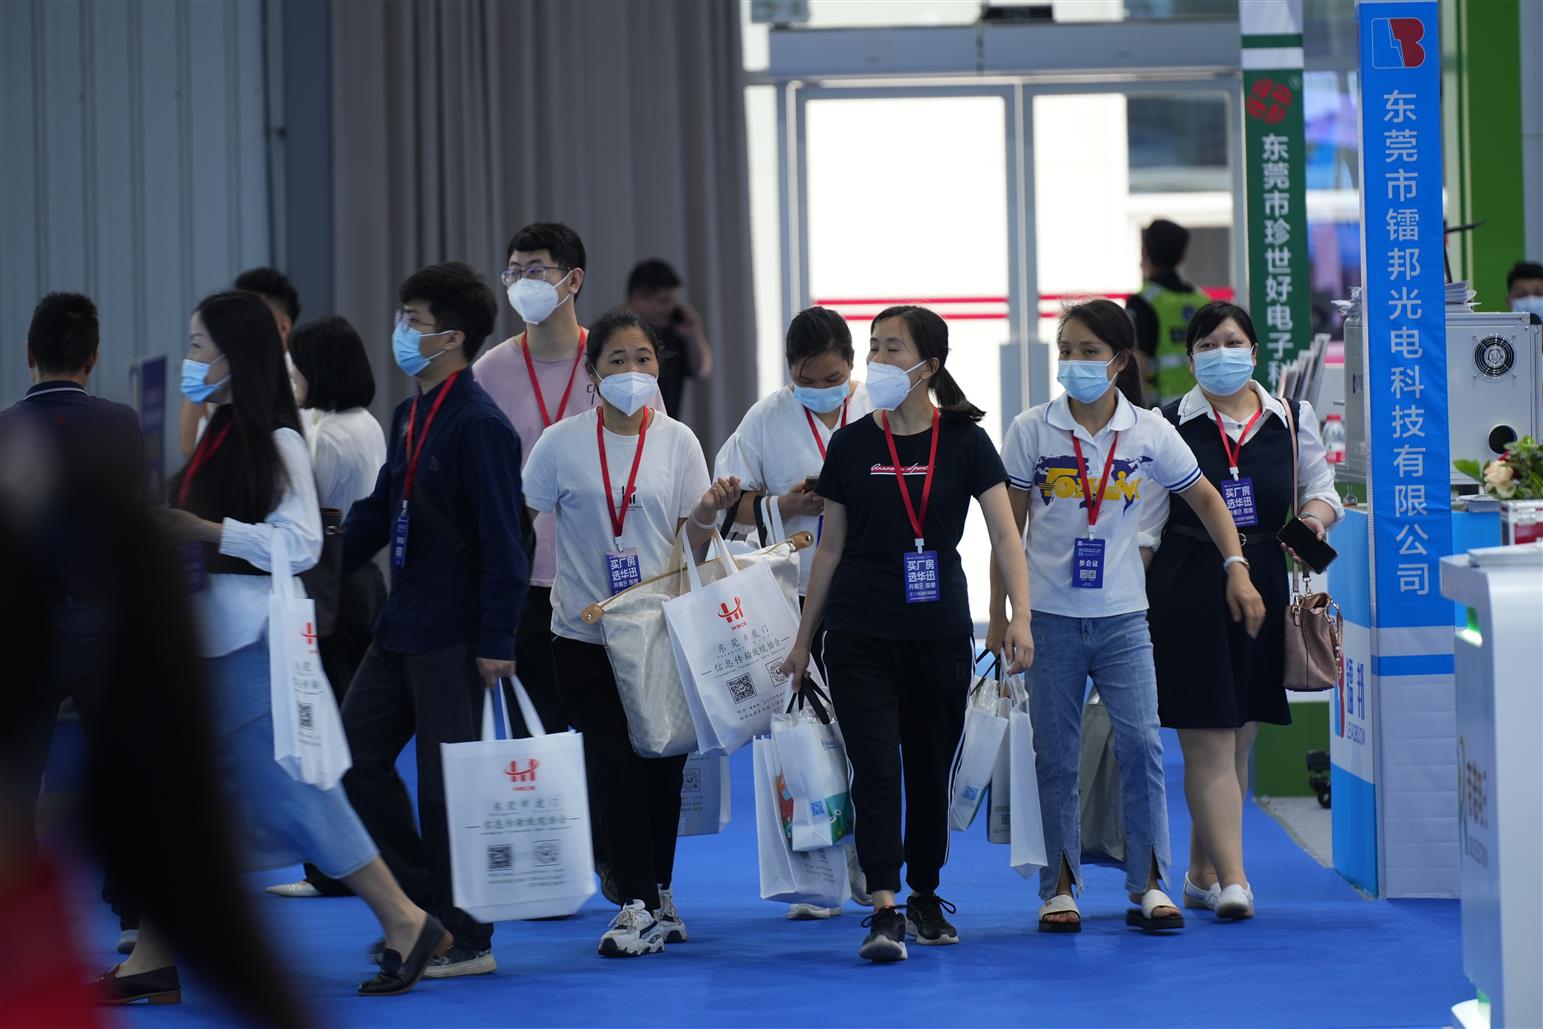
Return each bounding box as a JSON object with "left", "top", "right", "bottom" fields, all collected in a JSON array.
[
  {"left": 627, "top": 259, "right": 682, "bottom": 297},
  {"left": 398, "top": 261, "right": 499, "bottom": 361},
  {"left": 1507, "top": 260, "right": 1543, "bottom": 292},
  {"left": 1142, "top": 219, "right": 1190, "bottom": 271},
  {"left": 287, "top": 316, "right": 376, "bottom": 412},
  {"left": 28, "top": 292, "right": 100, "bottom": 375},
  {"left": 506, "top": 223, "right": 587, "bottom": 293},
  {"left": 785, "top": 306, "right": 854, "bottom": 369},
  {"left": 233, "top": 267, "right": 301, "bottom": 322},
  {"left": 584, "top": 307, "right": 667, "bottom": 373},
  {"left": 1185, "top": 300, "right": 1259, "bottom": 354}
]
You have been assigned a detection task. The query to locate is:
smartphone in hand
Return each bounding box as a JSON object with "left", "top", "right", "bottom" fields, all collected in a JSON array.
[{"left": 1276, "top": 517, "right": 1337, "bottom": 574}]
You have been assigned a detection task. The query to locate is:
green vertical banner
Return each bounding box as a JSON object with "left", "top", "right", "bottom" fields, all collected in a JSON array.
[{"left": 1241, "top": 0, "right": 1312, "bottom": 387}]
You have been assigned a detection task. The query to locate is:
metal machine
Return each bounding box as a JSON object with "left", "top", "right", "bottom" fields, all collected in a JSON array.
[{"left": 1341, "top": 310, "right": 1542, "bottom": 490}]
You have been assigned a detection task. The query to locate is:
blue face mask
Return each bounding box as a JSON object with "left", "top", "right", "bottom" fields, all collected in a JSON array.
[
  {"left": 392, "top": 321, "right": 448, "bottom": 377},
  {"left": 180, "top": 355, "right": 228, "bottom": 404},
  {"left": 793, "top": 382, "right": 849, "bottom": 414},
  {"left": 1193, "top": 346, "right": 1256, "bottom": 396},
  {"left": 1056, "top": 358, "right": 1115, "bottom": 404}
]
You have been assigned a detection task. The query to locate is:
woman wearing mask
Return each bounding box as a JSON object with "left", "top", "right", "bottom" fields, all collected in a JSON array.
[
  {"left": 714, "top": 306, "right": 874, "bottom": 921},
  {"left": 522, "top": 308, "right": 740, "bottom": 959},
  {"left": 1139, "top": 301, "right": 1341, "bottom": 921},
  {"left": 988, "top": 298, "right": 1265, "bottom": 936},
  {"left": 779, "top": 306, "right": 1034, "bottom": 964},
  {"left": 103, "top": 292, "right": 448, "bottom": 1003},
  {"left": 266, "top": 315, "right": 387, "bottom": 901}
]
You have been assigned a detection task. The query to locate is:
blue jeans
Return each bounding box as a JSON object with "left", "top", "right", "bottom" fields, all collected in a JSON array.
[{"left": 1027, "top": 611, "right": 1171, "bottom": 899}]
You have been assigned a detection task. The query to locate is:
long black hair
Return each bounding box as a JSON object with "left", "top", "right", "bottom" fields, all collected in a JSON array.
[
  {"left": 168, "top": 290, "right": 300, "bottom": 522},
  {"left": 1058, "top": 298, "right": 1145, "bottom": 408},
  {"left": 786, "top": 306, "right": 854, "bottom": 370},
  {"left": 870, "top": 305, "right": 984, "bottom": 422},
  {"left": 1185, "top": 300, "right": 1258, "bottom": 354}
]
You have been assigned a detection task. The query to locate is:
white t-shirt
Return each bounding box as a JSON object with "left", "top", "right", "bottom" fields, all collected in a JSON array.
[
  {"left": 523, "top": 407, "right": 710, "bottom": 644},
  {"left": 1002, "top": 392, "right": 1202, "bottom": 618},
  {"left": 307, "top": 407, "right": 387, "bottom": 514},
  {"left": 713, "top": 382, "right": 872, "bottom": 594}
]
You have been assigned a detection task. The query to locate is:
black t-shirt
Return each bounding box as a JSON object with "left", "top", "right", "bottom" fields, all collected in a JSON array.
[
  {"left": 656, "top": 326, "right": 690, "bottom": 419},
  {"left": 816, "top": 412, "right": 1006, "bottom": 640}
]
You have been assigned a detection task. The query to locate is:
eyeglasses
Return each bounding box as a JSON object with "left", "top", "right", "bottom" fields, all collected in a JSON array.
[
  {"left": 501, "top": 264, "right": 570, "bottom": 287},
  {"left": 395, "top": 309, "right": 450, "bottom": 335}
]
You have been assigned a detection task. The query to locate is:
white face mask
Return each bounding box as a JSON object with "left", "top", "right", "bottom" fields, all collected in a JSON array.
[
  {"left": 597, "top": 371, "right": 655, "bottom": 416},
  {"left": 865, "top": 360, "right": 925, "bottom": 411},
  {"left": 507, "top": 271, "right": 574, "bottom": 325},
  {"left": 1512, "top": 295, "right": 1543, "bottom": 320}
]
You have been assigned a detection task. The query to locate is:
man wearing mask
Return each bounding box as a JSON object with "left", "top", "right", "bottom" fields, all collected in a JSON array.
[
  {"left": 1507, "top": 261, "right": 1543, "bottom": 319},
  {"left": 339, "top": 261, "right": 530, "bottom": 980},
  {"left": 624, "top": 258, "right": 713, "bottom": 420}
]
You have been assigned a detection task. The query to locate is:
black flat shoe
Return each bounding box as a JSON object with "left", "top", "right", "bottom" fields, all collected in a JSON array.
[
  {"left": 358, "top": 916, "right": 452, "bottom": 996},
  {"left": 95, "top": 964, "right": 181, "bottom": 1005}
]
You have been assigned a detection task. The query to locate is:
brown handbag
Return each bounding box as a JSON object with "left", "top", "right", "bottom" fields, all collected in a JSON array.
[{"left": 1280, "top": 400, "right": 1343, "bottom": 692}]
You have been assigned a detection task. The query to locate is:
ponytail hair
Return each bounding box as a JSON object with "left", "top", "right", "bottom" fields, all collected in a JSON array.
[
  {"left": 870, "top": 305, "right": 985, "bottom": 423},
  {"left": 1058, "top": 298, "right": 1146, "bottom": 408}
]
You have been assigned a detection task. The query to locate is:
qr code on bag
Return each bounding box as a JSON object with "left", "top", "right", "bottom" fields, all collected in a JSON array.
[
  {"left": 726, "top": 673, "right": 756, "bottom": 705},
  {"left": 533, "top": 840, "right": 560, "bottom": 866},
  {"left": 297, "top": 702, "right": 314, "bottom": 730},
  {"left": 487, "top": 845, "right": 512, "bottom": 871}
]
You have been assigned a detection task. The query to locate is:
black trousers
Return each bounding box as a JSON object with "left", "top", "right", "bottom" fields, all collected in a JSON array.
[
  {"left": 552, "top": 637, "right": 685, "bottom": 910},
  {"left": 341, "top": 642, "right": 492, "bottom": 951},
  {"left": 503, "top": 586, "right": 568, "bottom": 733},
  {"left": 821, "top": 629, "right": 972, "bottom": 896}
]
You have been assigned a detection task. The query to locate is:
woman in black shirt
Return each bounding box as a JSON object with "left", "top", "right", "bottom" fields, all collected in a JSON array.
[{"left": 781, "top": 306, "right": 1033, "bottom": 963}]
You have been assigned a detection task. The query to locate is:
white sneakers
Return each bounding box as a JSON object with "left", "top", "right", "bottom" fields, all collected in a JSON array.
[
  {"left": 787, "top": 903, "right": 843, "bottom": 920},
  {"left": 598, "top": 901, "right": 667, "bottom": 957},
  {"left": 654, "top": 888, "right": 688, "bottom": 944},
  {"left": 1184, "top": 875, "right": 1255, "bottom": 920},
  {"left": 265, "top": 881, "right": 322, "bottom": 898}
]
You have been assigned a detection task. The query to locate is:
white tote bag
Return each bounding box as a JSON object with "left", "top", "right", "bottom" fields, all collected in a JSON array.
[
  {"left": 677, "top": 752, "right": 732, "bottom": 837},
  {"left": 949, "top": 662, "right": 1009, "bottom": 831},
  {"left": 442, "top": 681, "right": 596, "bottom": 922},
  {"left": 664, "top": 530, "right": 801, "bottom": 757},
  {"left": 268, "top": 532, "right": 350, "bottom": 789},
  {"left": 769, "top": 672, "right": 853, "bottom": 852},
  {"left": 1007, "top": 682, "right": 1048, "bottom": 877},
  {"left": 753, "top": 737, "right": 849, "bottom": 908},
  {"left": 985, "top": 687, "right": 1015, "bottom": 845}
]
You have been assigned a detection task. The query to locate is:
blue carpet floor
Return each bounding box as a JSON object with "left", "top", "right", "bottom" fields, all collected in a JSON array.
[{"left": 81, "top": 730, "right": 1466, "bottom": 1029}]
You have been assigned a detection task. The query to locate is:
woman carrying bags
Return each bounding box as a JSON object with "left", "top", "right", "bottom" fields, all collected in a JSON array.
[
  {"left": 714, "top": 306, "right": 874, "bottom": 921},
  {"left": 522, "top": 308, "right": 740, "bottom": 959},
  {"left": 1139, "top": 301, "right": 1342, "bottom": 921},
  {"left": 987, "top": 298, "right": 1265, "bottom": 936},
  {"left": 780, "top": 305, "right": 1035, "bottom": 964},
  {"left": 106, "top": 292, "right": 448, "bottom": 1003}
]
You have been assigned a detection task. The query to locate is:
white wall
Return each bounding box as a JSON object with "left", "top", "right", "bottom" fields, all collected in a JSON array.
[{"left": 0, "top": 0, "right": 272, "bottom": 414}]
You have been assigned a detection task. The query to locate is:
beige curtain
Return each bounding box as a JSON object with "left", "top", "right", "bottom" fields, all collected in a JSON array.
[{"left": 331, "top": 0, "right": 755, "bottom": 452}]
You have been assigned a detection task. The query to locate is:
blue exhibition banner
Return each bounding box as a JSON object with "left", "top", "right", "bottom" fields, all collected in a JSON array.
[
  {"left": 138, "top": 355, "right": 167, "bottom": 500},
  {"left": 1356, "top": 1, "right": 1451, "bottom": 629}
]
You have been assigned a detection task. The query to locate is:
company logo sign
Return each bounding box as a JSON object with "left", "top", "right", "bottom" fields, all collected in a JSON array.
[
  {"left": 718, "top": 597, "right": 745, "bottom": 628},
  {"left": 1371, "top": 17, "right": 1426, "bottom": 69},
  {"left": 505, "top": 758, "right": 540, "bottom": 791},
  {"left": 301, "top": 621, "right": 318, "bottom": 647},
  {"left": 1246, "top": 77, "right": 1294, "bottom": 125}
]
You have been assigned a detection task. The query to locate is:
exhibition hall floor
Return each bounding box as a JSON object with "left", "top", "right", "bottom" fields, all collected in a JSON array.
[{"left": 82, "top": 732, "right": 1465, "bottom": 1029}]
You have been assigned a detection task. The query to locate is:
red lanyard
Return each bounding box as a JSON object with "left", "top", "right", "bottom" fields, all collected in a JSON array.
[
  {"left": 178, "top": 422, "right": 233, "bottom": 507},
  {"left": 1070, "top": 431, "right": 1119, "bottom": 539},
  {"left": 881, "top": 408, "right": 940, "bottom": 553},
  {"left": 402, "top": 371, "right": 461, "bottom": 507},
  {"left": 598, "top": 408, "right": 652, "bottom": 546},
  {"left": 803, "top": 398, "right": 849, "bottom": 461},
  {"left": 1213, "top": 405, "right": 1263, "bottom": 480},
  {"left": 521, "top": 328, "right": 587, "bottom": 429}
]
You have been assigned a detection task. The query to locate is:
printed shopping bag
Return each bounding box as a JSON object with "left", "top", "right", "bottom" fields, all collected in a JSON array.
[
  {"left": 769, "top": 672, "right": 853, "bottom": 852},
  {"left": 986, "top": 687, "right": 1015, "bottom": 844},
  {"left": 442, "top": 681, "right": 596, "bottom": 921},
  {"left": 268, "top": 532, "right": 350, "bottom": 789},
  {"left": 665, "top": 530, "right": 802, "bottom": 757},
  {"left": 1079, "top": 690, "right": 1126, "bottom": 867},
  {"left": 1007, "top": 681, "right": 1048, "bottom": 877},
  {"left": 753, "top": 737, "right": 849, "bottom": 908},
  {"left": 677, "top": 752, "right": 732, "bottom": 836},
  {"left": 949, "top": 660, "right": 1009, "bottom": 831}
]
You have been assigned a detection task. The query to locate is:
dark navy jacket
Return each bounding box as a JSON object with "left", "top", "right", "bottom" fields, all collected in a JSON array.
[{"left": 343, "top": 370, "right": 530, "bottom": 661}]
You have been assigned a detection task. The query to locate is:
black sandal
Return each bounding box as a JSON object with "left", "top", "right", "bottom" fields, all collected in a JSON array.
[
  {"left": 358, "top": 915, "right": 452, "bottom": 996},
  {"left": 95, "top": 964, "right": 181, "bottom": 1005}
]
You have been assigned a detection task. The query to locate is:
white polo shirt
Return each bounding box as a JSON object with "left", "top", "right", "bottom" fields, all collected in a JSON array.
[{"left": 1002, "top": 392, "right": 1202, "bottom": 618}]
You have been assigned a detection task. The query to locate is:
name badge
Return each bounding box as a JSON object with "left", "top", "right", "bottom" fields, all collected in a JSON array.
[
  {"left": 606, "top": 549, "right": 642, "bottom": 596},
  {"left": 391, "top": 509, "right": 410, "bottom": 568},
  {"left": 181, "top": 542, "right": 208, "bottom": 593},
  {"left": 902, "top": 549, "right": 940, "bottom": 604},
  {"left": 1072, "top": 537, "right": 1106, "bottom": 589},
  {"left": 1220, "top": 477, "right": 1259, "bottom": 528}
]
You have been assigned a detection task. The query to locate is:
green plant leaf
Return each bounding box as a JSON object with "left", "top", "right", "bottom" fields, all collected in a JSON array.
[{"left": 1453, "top": 459, "right": 1484, "bottom": 482}]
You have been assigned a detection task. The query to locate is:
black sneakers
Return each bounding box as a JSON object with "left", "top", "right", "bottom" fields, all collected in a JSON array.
[
  {"left": 905, "top": 893, "right": 959, "bottom": 946},
  {"left": 858, "top": 906, "right": 908, "bottom": 963}
]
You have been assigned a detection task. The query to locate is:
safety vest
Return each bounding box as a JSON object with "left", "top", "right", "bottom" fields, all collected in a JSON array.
[{"left": 1141, "top": 280, "right": 1212, "bottom": 405}]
